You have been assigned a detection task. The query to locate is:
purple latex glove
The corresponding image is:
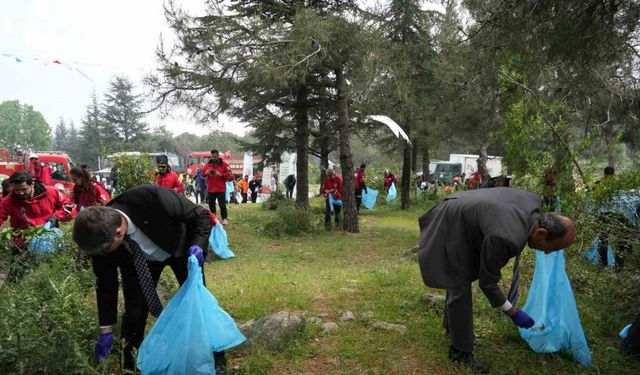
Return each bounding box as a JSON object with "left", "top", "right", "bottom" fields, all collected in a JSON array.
[
  {"left": 510, "top": 309, "right": 535, "bottom": 328},
  {"left": 188, "top": 245, "right": 204, "bottom": 266},
  {"left": 95, "top": 332, "right": 113, "bottom": 363}
]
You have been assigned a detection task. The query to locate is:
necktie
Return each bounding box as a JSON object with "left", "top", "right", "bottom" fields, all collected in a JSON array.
[
  {"left": 125, "top": 236, "right": 163, "bottom": 317},
  {"left": 507, "top": 254, "right": 520, "bottom": 304}
]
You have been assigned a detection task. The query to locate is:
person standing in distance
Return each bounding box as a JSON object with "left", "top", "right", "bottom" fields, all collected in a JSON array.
[
  {"left": 418, "top": 187, "right": 575, "bottom": 373},
  {"left": 202, "top": 149, "right": 233, "bottom": 225}
]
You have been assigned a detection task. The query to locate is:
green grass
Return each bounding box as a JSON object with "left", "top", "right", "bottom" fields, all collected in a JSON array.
[{"left": 202, "top": 199, "right": 640, "bottom": 374}]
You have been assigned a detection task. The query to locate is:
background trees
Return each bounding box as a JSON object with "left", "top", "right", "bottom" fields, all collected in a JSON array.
[{"left": 0, "top": 100, "right": 52, "bottom": 150}]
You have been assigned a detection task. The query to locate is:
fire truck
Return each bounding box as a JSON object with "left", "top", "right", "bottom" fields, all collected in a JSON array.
[
  {"left": 0, "top": 147, "right": 75, "bottom": 194},
  {"left": 184, "top": 151, "right": 261, "bottom": 177}
]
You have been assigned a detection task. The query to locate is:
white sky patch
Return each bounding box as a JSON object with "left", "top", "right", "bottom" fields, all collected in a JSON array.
[{"left": 1, "top": 0, "right": 444, "bottom": 140}]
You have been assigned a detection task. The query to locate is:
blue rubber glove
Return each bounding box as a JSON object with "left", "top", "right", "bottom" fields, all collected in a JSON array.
[
  {"left": 510, "top": 309, "right": 535, "bottom": 328},
  {"left": 95, "top": 332, "right": 113, "bottom": 363},
  {"left": 188, "top": 245, "right": 204, "bottom": 266}
]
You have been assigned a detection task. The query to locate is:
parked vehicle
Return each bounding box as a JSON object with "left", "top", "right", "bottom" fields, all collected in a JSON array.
[
  {"left": 0, "top": 147, "right": 75, "bottom": 194},
  {"left": 432, "top": 154, "right": 503, "bottom": 184}
]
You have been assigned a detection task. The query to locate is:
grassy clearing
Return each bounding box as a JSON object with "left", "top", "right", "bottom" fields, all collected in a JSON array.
[{"left": 202, "top": 199, "right": 640, "bottom": 375}]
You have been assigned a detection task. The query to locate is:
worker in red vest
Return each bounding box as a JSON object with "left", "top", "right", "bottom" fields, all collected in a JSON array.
[{"left": 155, "top": 155, "right": 183, "bottom": 193}]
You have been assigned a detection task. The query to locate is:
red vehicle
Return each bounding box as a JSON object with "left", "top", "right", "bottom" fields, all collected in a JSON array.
[{"left": 0, "top": 148, "right": 75, "bottom": 194}]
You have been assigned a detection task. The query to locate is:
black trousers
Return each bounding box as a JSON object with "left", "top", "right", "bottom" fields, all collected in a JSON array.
[
  {"left": 208, "top": 192, "right": 227, "bottom": 220},
  {"left": 250, "top": 191, "right": 258, "bottom": 203},
  {"left": 625, "top": 310, "right": 640, "bottom": 356},
  {"left": 195, "top": 188, "right": 206, "bottom": 204},
  {"left": 324, "top": 199, "right": 341, "bottom": 229},
  {"left": 121, "top": 256, "right": 188, "bottom": 369},
  {"left": 286, "top": 186, "right": 294, "bottom": 198},
  {"left": 355, "top": 188, "right": 363, "bottom": 212},
  {"left": 241, "top": 192, "right": 248, "bottom": 203},
  {"left": 443, "top": 285, "right": 474, "bottom": 353}
]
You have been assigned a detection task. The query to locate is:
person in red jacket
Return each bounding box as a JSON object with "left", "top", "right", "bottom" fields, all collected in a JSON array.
[
  {"left": 154, "top": 156, "right": 183, "bottom": 193},
  {"left": 70, "top": 166, "right": 110, "bottom": 210},
  {"left": 354, "top": 163, "right": 367, "bottom": 212},
  {"left": 28, "top": 153, "right": 52, "bottom": 185},
  {"left": 320, "top": 168, "right": 343, "bottom": 231},
  {"left": 384, "top": 170, "right": 398, "bottom": 193},
  {"left": 202, "top": 149, "right": 233, "bottom": 225},
  {"left": 0, "top": 170, "right": 74, "bottom": 232}
]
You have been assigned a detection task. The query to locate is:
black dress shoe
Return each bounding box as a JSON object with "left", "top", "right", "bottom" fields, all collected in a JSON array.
[
  {"left": 449, "top": 347, "right": 489, "bottom": 374},
  {"left": 214, "top": 351, "right": 227, "bottom": 375}
]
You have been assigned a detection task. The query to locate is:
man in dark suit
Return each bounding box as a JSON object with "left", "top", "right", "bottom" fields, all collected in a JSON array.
[
  {"left": 418, "top": 187, "right": 575, "bottom": 373},
  {"left": 72, "top": 184, "right": 228, "bottom": 372}
]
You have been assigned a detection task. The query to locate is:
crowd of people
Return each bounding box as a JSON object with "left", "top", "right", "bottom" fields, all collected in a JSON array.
[{"left": 1, "top": 155, "right": 639, "bottom": 373}]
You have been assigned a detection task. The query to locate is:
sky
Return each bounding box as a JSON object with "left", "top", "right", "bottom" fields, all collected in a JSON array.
[{"left": 0, "top": 0, "right": 445, "bottom": 139}]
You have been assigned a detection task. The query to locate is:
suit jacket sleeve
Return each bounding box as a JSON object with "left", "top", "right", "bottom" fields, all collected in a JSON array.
[
  {"left": 157, "top": 187, "right": 210, "bottom": 250},
  {"left": 477, "top": 235, "right": 519, "bottom": 307},
  {"left": 92, "top": 255, "right": 119, "bottom": 326}
]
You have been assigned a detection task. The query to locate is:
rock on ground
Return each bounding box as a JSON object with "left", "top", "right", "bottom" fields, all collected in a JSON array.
[
  {"left": 238, "top": 311, "right": 305, "bottom": 354},
  {"left": 322, "top": 322, "right": 339, "bottom": 334},
  {"left": 339, "top": 311, "right": 356, "bottom": 322},
  {"left": 371, "top": 320, "right": 407, "bottom": 334}
]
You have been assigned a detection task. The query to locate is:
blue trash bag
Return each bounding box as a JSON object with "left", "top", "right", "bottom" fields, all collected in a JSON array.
[
  {"left": 584, "top": 236, "right": 615, "bottom": 266},
  {"left": 362, "top": 188, "right": 378, "bottom": 210},
  {"left": 620, "top": 324, "right": 632, "bottom": 339},
  {"left": 27, "top": 222, "right": 64, "bottom": 253},
  {"left": 519, "top": 250, "right": 592, "bottom": 366},
  {"left": 386, "top": 183, "right": 397, "bottom": 202},
  {"left": 137, "top": 255, "right": 246, "bottom": 374},
  {"left": 225, "top": 181, "right": 234, "bottom": 202},
  {"left": 329, "top": 192, "right": 342, "bottom": 207},
  {"left": 209, "top": 222, "right": 235, "bottom": 259}
]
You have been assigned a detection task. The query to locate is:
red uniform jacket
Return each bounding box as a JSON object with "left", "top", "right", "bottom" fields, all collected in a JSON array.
[
  {"left": 384, "top": 174, "right": 398, "bottom": 190},
  {"left": 355, "top": 168, "right": 366, "bottom": 190},
  {"left": 156, "top": 170, "right": 184, "bottom": 193},
  {"left": 202, "top": 161, "right": 233, "bottom": 193},
  {"left": 73, "top": 181, "right": 111, "bottom": 209},
  {"left": 321, "top": 175, "right": 343, "bottom": 200},
  {"left": 30, "top": 161, "right": 52, "bottom": 185},
  {"left": 0, "top": 183, "right": 73, "bottom": 229}
]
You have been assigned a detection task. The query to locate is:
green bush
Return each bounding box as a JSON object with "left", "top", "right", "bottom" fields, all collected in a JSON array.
[
  {"left": 112, "top": 153, "right": 155, "bottom": 193},
  {"left": 261, "top": 207, "right": 318, "bottom": 236},
  {"left": 262, "top": 190, "right": 288, "bottom": 211},
  {"left": 0, "top": 250, "right": 98, "bottom": 374}
]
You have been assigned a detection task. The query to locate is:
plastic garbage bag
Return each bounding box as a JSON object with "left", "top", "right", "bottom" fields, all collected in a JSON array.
[
  {"left": 27, "top": 222, "right": 64, "bottom": 253},
  {"left": 362, "top": 188, "right": 379, "bottom": 210},
  {"left": 209, "top": 222, "right": 235, "bottom": 259},
  {"left": 584, "top": 236, "right": 615, "bottom": 266},
  {"left": 137, "top": 255, "right": 246, "bottom": 375},
  {"left": 620, "top": 324, "right": 632, "bottom": 339},
  {"left": 386, "top": 183, "right": 397, "bottom": 202},
  {"left": 519, "top": 250, "right": 592, "bottom": 366},
  {"left": 225, "top": 181, "right": 234, "bottom": 202},
  {"left": 328, "top": 192, "right": 342, "bottom": 208}
]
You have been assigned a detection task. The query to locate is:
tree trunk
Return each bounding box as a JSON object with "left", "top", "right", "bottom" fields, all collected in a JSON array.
[
  {"left": 477, "top": 143, "right": 490, "bottom": 181},
  {"left": 401, "top": 126, "right": 411, "bottom": 210},
  {"left": 294, "top": 85, "right": 309, "bottom": 209},
  {"left": 411, "top": 137, "right": 418, "bottom": 173},
  {"left": 422, "top": 143, "right": 430, "bottom": 182},
  {"left": 319, "top": 120, "right": 330, "bottom": 188},
  {"left": 335, "top": 66, "right": 358, "bottom": 233}
]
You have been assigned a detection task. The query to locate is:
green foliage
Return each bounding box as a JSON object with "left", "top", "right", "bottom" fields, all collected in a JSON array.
[
  {"left": 102, "top": 75, "right": 149, "bottom": 147},
  {"left": 0, "top": 248, "right": 97, "bottom": 374},
  {"left": 112, "top": 153, "right": 155, "bottom": 192},
  {"left": 261, "top": 206, "right": 318, "bottom": 237},
  {"left": 262, "top": 191, "right": 288, "bottom": 211},
  {"left": 0, "top": 100, "right": 52, "bottom": 150}
]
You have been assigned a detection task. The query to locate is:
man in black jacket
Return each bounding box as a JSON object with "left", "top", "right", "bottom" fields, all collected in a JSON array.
[
  {"left": 418, "top": 187, "right": 575, "bottom": 373},
  {"left": 72, "top": 184, "right": 228, "bottom": 372}
]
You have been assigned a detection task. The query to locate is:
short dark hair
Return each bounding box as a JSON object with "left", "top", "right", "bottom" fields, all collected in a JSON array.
[
  {"left": 538, "top": 213, "right": 567, "bottom": 240},
  {"left": 72, "top": 206, "right": 122, "bottom": 255},
  {"left": 604, "top": 166, "right": 615, "bottom": 176},
  {"left": 210, "top": 149, "right": 219, "bottom": 155},
  {"left": 1, "top": 179, "right": 10, "bottom": 196},
  {"left": 8, "top": 170, "right": 33, "bottom": 185},
  {"left": 360, "top": 163, "right": 366, "bottom": 169}
]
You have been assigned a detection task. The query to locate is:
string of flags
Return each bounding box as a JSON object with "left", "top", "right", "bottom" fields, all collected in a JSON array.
[{"left": 2, "top": 52, "right": 95, "bottom": 82}]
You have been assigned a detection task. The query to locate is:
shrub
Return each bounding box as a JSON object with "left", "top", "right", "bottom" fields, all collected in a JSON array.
[
  {"left": 112, "top": 153, "right": 155, "bottom": 193},
  {"left": 0, "top": 250, "right": 98, "bottom": 374},
  {"left": 261, "top": 207, "right": 317, "bottom": 236},
  {"left": 262, "top": 190, "right": 288, "bottom": 211}
]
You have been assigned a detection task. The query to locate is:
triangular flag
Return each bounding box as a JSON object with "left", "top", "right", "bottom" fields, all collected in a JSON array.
[
  {"left": 15, "top": 57, "right": 22, "bottom": 63},
  {"left": 53, "top": 60, "right": 62, "bottom": 64}
]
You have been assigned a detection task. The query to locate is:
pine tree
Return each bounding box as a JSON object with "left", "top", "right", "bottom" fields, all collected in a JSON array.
[
  {"left": 102, "top": 76, "right": 148, "bottom": 148},
  {"left": 53, "top": 118, "right": 68, "bottom": 150},
  {"left": 78, "top": 92, "right": 105, "bottom": 168}
]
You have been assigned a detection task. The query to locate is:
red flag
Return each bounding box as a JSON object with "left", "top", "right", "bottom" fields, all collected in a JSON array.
[{"left": 52, "top": 60, "right": 62, "bottom": 64}]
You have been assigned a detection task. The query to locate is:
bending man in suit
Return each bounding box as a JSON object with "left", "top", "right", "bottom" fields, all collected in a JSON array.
[
  {"left": 72, "top": 184, "right": 228, "bottom": 373},
  {"left": 418, "top": 187, "right": 575, "bottom": 373}
]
